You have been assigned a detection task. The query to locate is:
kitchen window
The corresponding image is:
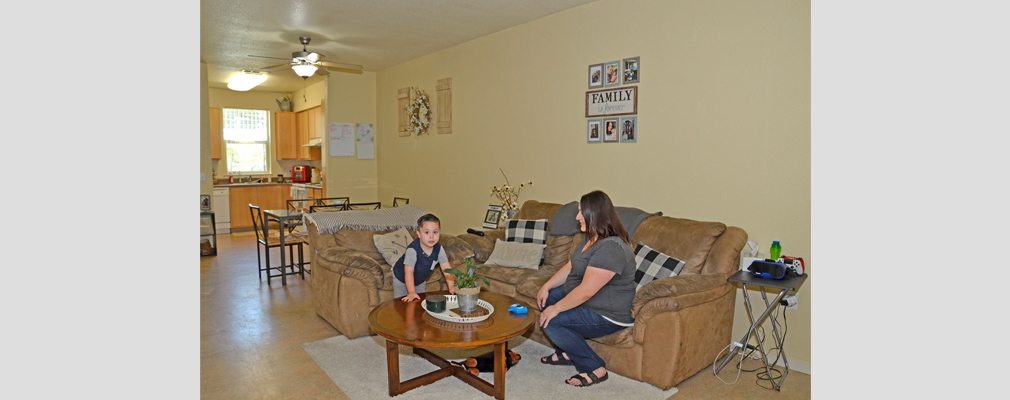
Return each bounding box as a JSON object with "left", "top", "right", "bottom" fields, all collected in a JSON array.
[{"left": 223, "top": 108, "right": 271, "bottom": 174}]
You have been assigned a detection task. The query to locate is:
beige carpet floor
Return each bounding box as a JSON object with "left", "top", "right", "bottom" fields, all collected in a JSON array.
[{"left": 303, "top": 334, "right": 678, "bottom": 399}]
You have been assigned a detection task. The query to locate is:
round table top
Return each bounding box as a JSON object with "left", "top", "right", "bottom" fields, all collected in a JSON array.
[{"left": 368, "top": 291, "right": 535, "bottom": 348}]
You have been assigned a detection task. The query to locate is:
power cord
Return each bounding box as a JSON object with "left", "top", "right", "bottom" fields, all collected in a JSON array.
[{"left": 717, "top": 299, "right": 792, "bottom": 390}]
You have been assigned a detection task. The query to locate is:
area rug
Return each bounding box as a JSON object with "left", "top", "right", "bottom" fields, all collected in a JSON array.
[{"left": 302, "top": 335, "right": 678, "bottom": 399}]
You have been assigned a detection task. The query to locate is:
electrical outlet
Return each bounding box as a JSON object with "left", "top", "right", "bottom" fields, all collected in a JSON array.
[
  {"left": 201, "top": 173, "right": 207, "bottom": 182},
  {"left": 782, "top": 294, "right": 798, "bottom": 310}
]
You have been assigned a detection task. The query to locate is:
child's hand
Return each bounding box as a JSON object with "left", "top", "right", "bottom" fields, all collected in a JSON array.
[{"left": 402, "top": 293, "right": 420, "bottom": 302}]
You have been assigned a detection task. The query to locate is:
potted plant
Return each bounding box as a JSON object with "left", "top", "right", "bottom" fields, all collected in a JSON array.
[
  {"left": 276, "top": 93, "right": 294, "bottom": 112},
  {"left": 445, "top": 256, "right": 489, "bottom": 313}
]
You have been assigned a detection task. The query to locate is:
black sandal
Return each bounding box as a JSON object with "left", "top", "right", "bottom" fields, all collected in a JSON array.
[
  {"left": 566, "top": 371, "right": 609, "bottom": 387},
  {"left": 540, "top": 352, "right": 574, "bottom": 365}
]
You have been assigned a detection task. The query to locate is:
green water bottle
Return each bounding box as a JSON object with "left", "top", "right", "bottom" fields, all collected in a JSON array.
[{"left": 770, "top": 241, "right": 781, "bottom": 261}]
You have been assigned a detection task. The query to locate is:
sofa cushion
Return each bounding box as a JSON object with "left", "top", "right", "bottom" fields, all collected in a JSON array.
[
  {"left": 549, "top": 201, "right": 662, "bottom": 239},
  {"left": 372, "top": 228, "right": 414, "bottom": 267},
  {"left": 506, "top": 218, "right": 548, "bottom": 266},
  {"left": 633, "top": 217, "right": 726, "bottom": 275},
  {"left": 484, "top": 239, "right": 545, "bottom": 269},
  {"left": 633, "top": 242, "right": 686, "bottom": 290}
]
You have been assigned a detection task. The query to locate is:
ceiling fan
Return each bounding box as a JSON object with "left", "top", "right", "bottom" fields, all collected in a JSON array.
[{"left": 249, "top": 36, "right": 363, "bottom": 79}]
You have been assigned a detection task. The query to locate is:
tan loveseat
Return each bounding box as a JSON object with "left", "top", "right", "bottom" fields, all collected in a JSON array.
[
  {"left": 459, "top": 200, "right": 748, "bottom": 390},
  {"left": 306, "top": 223, "right": 473, "bottom": 339}
]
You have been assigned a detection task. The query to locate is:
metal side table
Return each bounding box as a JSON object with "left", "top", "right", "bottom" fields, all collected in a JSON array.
[{"left": 714, "top": 270, "right": 808, "bottom": 390}]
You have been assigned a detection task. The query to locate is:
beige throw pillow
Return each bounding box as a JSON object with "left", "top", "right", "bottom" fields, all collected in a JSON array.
[
  {"left": 484, "top": 239, "right": 546, "bottom": 270},
  {"left": 372, "top": 228, "right": 413, "bottom": 266}
]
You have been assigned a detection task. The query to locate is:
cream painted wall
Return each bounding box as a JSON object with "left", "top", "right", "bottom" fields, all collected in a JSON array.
[
  {"left": 200, "top": 63, "right": 212, "bottom": 199},
  {"left": 373, "top": 0, "right": 811, "bottom": 368},
  {"left": 323, "top": 72, "right": 379, "bottom": 202},
  {"left": 208, "top": 86, "right": 324, "bottom": 180}
]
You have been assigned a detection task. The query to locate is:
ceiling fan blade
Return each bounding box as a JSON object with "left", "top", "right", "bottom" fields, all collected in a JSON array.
[
  {"left": 319, "top": 61, "right": 364, "bottom": 71},
  {"left": 315, "top": 68, "right": 330, "bottom": 76},
  {"left": 248, "top": 55, "right": 292, "bottom": 61},
  {"left": 258, "top": 63, "right": 292, "bottom": 70}
]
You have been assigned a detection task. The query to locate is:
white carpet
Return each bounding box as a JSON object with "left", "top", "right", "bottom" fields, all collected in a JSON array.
[{"left": 302, "top": 335, "right": 678, "bottom": 399}]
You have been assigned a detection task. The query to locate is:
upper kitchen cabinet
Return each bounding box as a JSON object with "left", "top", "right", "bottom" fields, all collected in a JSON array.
[
  {"left": 297, "top": 105, "right": 322, "bottom": 161},
  {"left": 209, "top": 107, "right": 223, "bottom": 160},
  {"left": 274, "top": 111, "right": 299, "bottom": 160}
]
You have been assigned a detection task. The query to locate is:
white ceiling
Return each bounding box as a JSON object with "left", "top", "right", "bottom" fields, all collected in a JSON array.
[{"left": 202, "top": 0, "right": 602, "bottom": 94}]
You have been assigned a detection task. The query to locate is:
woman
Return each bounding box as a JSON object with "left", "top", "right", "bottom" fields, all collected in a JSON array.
[{"left": 537, "top": 190, "right": 637, "bottom": 387}]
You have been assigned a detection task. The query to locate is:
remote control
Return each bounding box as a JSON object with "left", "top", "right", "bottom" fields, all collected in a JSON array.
[{"left": 466, "top": 228, "right": 485, "bottom": 236}]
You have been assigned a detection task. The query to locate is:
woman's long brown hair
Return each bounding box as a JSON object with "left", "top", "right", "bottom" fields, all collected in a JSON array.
[{"left": 580, "top": 190, "right": 630, "bottom": 247}]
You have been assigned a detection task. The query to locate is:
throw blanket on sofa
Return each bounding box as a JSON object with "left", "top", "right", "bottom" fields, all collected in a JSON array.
[
  {"left": 549, "top": 201, "right": 662, "bottom": 239},
  {"left": 304, "top": 204, "right": 429, "bottom": 234}
]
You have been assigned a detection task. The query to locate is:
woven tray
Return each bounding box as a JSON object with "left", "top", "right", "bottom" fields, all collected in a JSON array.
[{"left": 421, "top": 295, "right": 495, "bottom": 323}]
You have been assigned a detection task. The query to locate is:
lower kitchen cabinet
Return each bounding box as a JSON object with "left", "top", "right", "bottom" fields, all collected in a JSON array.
[{"left": 227, "top": 184, "right": 294, "bottom": 230}]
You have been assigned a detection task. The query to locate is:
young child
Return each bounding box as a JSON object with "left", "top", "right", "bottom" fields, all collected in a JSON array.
[{"left": 392, "top": 214, "right": 456, "bottom": 301}]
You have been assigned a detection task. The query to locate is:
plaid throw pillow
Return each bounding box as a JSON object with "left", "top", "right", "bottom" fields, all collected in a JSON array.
[
  {"left": 505, "top": 219, "right": 548, "bottom": 265},
  {"left": 633, "top": 242, "right": 686, "bottom": 290}
]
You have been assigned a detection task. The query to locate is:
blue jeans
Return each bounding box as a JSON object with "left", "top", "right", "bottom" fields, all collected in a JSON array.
[{"left": 540, "top": 285, "right": 626, "bottom": 374}]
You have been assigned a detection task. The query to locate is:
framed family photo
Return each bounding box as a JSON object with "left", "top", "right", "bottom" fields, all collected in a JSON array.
[
  {"left": 603, "top": 61, "right": 621, "bottom": 88},
  {"left": 483, "top": 205, "right": 504, "bottom": 229},
  {"left": 622, "top": 56, "right": 640, "bottom": 84},
  {"left": 603, "top": 118, "right": 620, "bottom": 143},
  {"left": 587, "top": 119, "right": 602, "bottom": 143},
  {"left": 200, "top": 195, "right": 212, "bottom": 212},
  {"left": 588, "top": 63, "right": 603, "bottom": 89},
  {"left": 620, "top": 116, "right": 637, "bottom": 143}
]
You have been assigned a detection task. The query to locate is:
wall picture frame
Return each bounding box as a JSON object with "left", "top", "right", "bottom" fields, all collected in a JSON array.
[
  {"left": 483, "top": 204, "right": 504, "bottom": 229},
  {"left": 603, "top": 61, "right": 621, "bottom": 88},
  {"left": 603, "top": 118, "right": 619, "bottom": 143},
  {"left": 588, "top": 63, "right": 603, "bottom": 89},
  {"left": 200, "top": 195, "right": 211, "bottom": 212},
  {"left": 620, "top": 116, "right": 637, "bottom": 143},
  {"left": 587, "top": 119, "right": 602, "bottom": 143},
  {"left": 622, "top": 56, "right": 640, "bottom": 84}
]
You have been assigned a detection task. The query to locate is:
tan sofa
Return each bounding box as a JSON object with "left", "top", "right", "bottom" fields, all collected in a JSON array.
[
  {"left": 459, "top": 200, "right": 748, "bottom": 390},
  {"left": 306, "top": 200, "right": 746, "bottom": 390},
  {"left": 306, "top": 224, "right": 473, "bottom": 339}
]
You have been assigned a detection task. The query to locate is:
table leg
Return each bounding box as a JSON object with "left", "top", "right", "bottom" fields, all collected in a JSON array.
[
  {"left": 385, "top": 340, "right": 400, "bottom": 396},
  {"left": 714, "top": 284, "right": 790, "bottom": 378},
  {"left": 493, "top": 342, "right": 506, "bottom": 400},
  {"left": 756, "top": 287, "right": 790, "bottom": 390},
  {"left": 278, "top": 220, "right": 287, "bottom": 285}
]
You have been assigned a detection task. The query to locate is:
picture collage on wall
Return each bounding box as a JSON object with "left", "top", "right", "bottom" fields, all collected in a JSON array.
[{"left": 587, "top": 56, "right": 639, "bottom": 144}]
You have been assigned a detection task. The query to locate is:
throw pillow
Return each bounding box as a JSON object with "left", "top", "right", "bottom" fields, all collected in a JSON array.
[
  {"left": 372, "top": 228, "right": 413, "bottom": 266},
  {"left": 506, "top": 218, "right": 549, "bottom": 265},
  {"left": 484, "top": 239, "right": 546, "bottom": 270},
  {"left": 633, "top": 242, "right": 686, "bottom": 290}
]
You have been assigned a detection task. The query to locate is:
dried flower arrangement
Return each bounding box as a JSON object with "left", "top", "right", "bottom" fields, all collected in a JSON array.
[
  {"left": 490, "top": 169, "right": 533, "bottom": 213},
  {"left": 404, "top": 87, "right": 431, "bottom": 137}
]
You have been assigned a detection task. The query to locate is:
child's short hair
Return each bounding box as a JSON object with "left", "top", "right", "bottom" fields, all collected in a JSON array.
[{"left": 416, "top": 214, "right": 440, "bottom": 231}]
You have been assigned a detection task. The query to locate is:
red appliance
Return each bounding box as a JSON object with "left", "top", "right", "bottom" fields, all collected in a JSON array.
[{"left": 292, "top": 165, "right": 311, "bottom": 183}]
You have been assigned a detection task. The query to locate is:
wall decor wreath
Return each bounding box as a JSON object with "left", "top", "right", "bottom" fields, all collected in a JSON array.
[{"left": 404, "top": 87, "right": 431, "bottom": 137}]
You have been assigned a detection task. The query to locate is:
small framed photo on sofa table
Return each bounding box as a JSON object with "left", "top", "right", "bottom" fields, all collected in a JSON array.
[{"left": 483, "top": 205, "right": 503, "bottom": 229}]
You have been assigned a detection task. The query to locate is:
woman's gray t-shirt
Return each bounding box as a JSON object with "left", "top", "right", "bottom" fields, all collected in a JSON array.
[{"left": 563, "top": 236, "right": 637, "bottom": 324}]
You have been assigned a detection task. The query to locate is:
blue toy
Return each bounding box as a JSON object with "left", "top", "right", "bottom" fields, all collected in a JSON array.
[{"left": 508, "top": 303, "right": 528, "bottom": 314}]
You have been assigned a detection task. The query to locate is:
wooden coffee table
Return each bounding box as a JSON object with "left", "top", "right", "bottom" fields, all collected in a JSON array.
[{"left": 367, "top": 291, "right": 535, "bottom": 400}]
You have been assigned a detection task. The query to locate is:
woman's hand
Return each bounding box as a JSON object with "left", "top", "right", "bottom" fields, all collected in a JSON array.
[
  {"left": 401, "top": 292, "right": 420, "bottom": 302},
  {"left": 539, "top": 305, "right": 559, "bottom": 329},
  {"left": 536, "top": 286, "right": 551, "bottom": 310}
]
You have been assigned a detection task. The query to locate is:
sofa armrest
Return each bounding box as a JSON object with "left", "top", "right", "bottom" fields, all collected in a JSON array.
[
  {"left": 315, "top": 247, "right": 385, "bottom": 289},
  {"left": 439, "top": 234, "right": 475, "bottom": 269},
  {"left": 630, "top": 274, "right": 733, "bottom": 343},
  {"left": 457, "top": 229, "right": 504, "bottom": 262}
]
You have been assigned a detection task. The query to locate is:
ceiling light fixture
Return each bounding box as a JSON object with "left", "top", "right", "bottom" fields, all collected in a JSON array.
[
  {"left": 227, "top": 71, "right": 267, "bottom": 91},
  {"left": 291, "top": 62, "right": 318, "bottom": 79}
]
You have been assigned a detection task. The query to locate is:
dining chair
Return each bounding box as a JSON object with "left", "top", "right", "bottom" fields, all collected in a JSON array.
[
  {"left": 249, "top": 204, "right": 307, "bottom": 282},
  {"left": 344, "top": 202, "right": 382, "bottom": 210},
  {"left": 393, "top": 197, "right": 410, "bottom": 207},
  {"left": 313, "top": 197, "right": 350, "bottom": 209}
]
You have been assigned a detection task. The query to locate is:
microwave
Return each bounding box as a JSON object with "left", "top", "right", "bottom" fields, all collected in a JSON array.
[{"left": 292, "top": 165, "right": 311, "bottom": 183}]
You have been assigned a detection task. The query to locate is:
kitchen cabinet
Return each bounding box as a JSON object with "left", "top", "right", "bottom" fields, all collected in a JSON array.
[
  {"left": 227, "top": 184, "right": 294, "bottom": 230},
  {"left": 296, "top": 106, "right": 322, "bottom": 161},
  {"left": 308, "top": 187, "right": 322, "bottom": 199},
  {"left": 210, "top": 107, "right": 223, "bottom": 160},
  {"left": 274, "top": 111, "right": 298, "bottom": 160}
]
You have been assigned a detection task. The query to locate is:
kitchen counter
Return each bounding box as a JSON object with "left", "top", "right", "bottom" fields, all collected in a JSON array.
[{"left": 213, "top": 182, "right": 293, "bottom": 187}]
